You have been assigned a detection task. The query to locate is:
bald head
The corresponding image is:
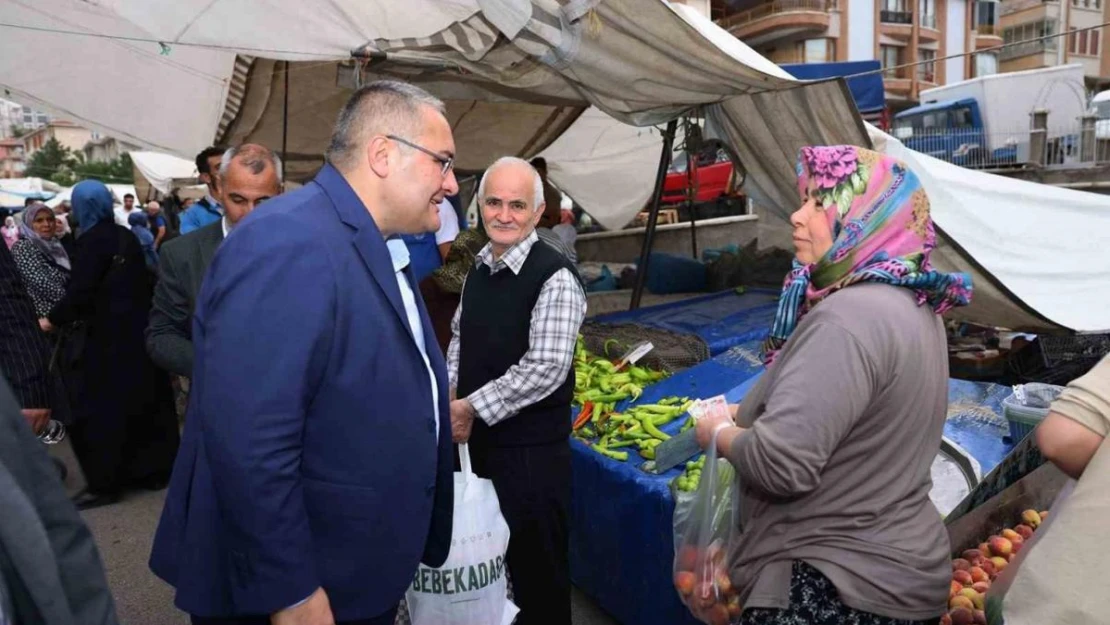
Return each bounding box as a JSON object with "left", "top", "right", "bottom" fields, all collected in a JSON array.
[{"left": 217, "top": 143, "right": 283, "bottom": 227}]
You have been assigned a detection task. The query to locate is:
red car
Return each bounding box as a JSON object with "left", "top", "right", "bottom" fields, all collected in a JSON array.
[{"left": 662, "top": 150, "right": 738, "bottom": 206}]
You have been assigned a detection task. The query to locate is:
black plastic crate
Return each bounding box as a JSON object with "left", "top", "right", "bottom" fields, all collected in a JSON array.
[{"left": 1007, "top": 335, "right": 1110, "bottom": 385}]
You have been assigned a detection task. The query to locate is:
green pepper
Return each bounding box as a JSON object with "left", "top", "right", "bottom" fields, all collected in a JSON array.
[
  {"left": 591, "top": 444, "right": 629, "bottom": 461},
  {"left": 639, "top": 416, "right": 671, "bottom": 440},
  {"left": 606, "top": 439, "right": 637, "bottom": 449},
  {"left": 639, "top": 447, "right": 656, "bottom": 460}
]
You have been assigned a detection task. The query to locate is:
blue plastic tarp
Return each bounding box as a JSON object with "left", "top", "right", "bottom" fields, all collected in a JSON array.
[
  {"left": 781, "top": 61, "right": 886, "bottom": 114},
  {"left": 593, "top": 289, "right": 781, "bottom": 356},
  {"left": 570, "top": 344, "right": 1013, "bottom": 625}
]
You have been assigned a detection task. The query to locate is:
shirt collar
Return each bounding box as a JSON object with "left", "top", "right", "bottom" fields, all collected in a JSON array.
[
  {"left": 386, "top": 238, "right": 412, "bottom": 273},
  {"left": 205, "top": 195, "right": 223, "bottom": 213},
  {"left": 476, "top": 229, "right": 538, "bottom": 276}
]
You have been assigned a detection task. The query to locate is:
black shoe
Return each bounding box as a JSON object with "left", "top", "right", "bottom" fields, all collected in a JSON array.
[{"left": 71, "top": 490, "right": 121, "bottom": 511}]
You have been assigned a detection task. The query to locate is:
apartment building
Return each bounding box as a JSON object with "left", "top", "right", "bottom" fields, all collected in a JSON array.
[
  {"left": 714, "top": 0, "right": 1005, "bottom": 106},
  {"left": 0, "top": 139, "right": 26, "bottom": 178},
  {"left": 1000, "top": 0, "right": 1110, "bottom": 87},
  {"left": 21, "top": 120, "right": 93, "bottom": 159}
]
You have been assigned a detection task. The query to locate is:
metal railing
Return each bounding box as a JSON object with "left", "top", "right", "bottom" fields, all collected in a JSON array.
[
  {"left": 999, "top": 38, "right": 1056, "bottom": 59},
  {"left": 891, "top": 122, "right": 1110, "bottom": 169},
  {"left": 718, "top": 0, "right": 834, "bottom": 28},
  {"left": 1001, "top": 0, "right": 1056, "bottom": 15},
  {"left": 881, "top": 9, "right": 914, "bottom": 23},
  {"left": 976, "top": 23, "right": 1001, "bottom": 35}
]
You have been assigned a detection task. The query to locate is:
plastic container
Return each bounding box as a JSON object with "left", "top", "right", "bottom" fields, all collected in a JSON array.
[
  {"left": 645, "top": 253, "right": 707, "bottom": 294},
  {"left": 1001, "top": 383, "right": 1064, "bottom": 442}
]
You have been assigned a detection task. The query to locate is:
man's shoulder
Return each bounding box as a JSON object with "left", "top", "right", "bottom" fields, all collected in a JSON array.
[{"left": 161, "top": 222, "right": 220, "bottom": 261}]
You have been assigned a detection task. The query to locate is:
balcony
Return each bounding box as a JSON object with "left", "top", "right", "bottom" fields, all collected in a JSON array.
[
  {"left": 975, "top": 23, "right": 1004, "bottom": 48},
  {"left": 999, "top": 38, "right": 1056, "bottom": 59},
  {"left": 719, "top": 0, "right": 835, "bottom": 44},
  {"left": 881, "top": 9, "right": 914, "bottom": 23},
  {"left": 1001, "top": 0, "right": 1057, "bottom": 16}
]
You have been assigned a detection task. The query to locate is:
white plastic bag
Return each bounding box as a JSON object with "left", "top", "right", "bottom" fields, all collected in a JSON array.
[{"left": 406, "top": 444, "right": 518, "bottom": 625}]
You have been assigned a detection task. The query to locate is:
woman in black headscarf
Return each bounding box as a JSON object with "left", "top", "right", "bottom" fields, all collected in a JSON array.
[{"left": 42, "top": 180, "right": 179, "bottom": 510}]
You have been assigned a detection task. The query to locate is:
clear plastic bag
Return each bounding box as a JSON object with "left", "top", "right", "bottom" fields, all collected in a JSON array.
[{"left": 673, "top": 396, "right": 741, "bottom": 625}]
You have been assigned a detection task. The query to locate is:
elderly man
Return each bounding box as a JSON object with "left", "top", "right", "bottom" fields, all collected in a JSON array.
[
  {"left": 146, "top": 144, "right": 282, "bottom": 380},
  {"left": 178, "top": 146, "right": 226, "bottom": 234},
  {"left": 449, "top": 156, "right": 587, "bottom": 625},
  {"left": 150, "top": 81, "right": 456, "bottom": 625},
  {"left": 145, "top": 201, "right": 168, "bottom": 249}
]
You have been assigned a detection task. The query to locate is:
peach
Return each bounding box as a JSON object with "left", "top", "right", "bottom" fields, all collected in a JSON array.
[
  {"left": 989, "top": 536, "right": 1013, "bottom": 558},
  {"left": 969, "top": 566, "right": 990, "bottom": 584},
  {"left": 1014, "top": 524, "right": 1034, "bottom": 540},
  {"left": 1021, "top": 509, "right": 1042, "bottom": 528},
  {"left": 705, "top": 603, "right": 730, "bottom": 625},
  {"left": 1011, "top": 540, "right": 1024, "bottom": 555},
  {"left": 1001, "top": 528, "right": 1022, "bottom": 542},
  {"left": 727, "top": 595, "right": 742, "bottom": 618},
  {"left": 1039, "top": 510, "right": 1049, "bottom": 520},
  {"left": 674, "top": 571, "right": 696, "bottom": 596},
  {"left": 677, "top": 545, "right": 698, "bottom": 571},
  {"left": 950, "top": 580, "right": 964, "bottom": 597},
  {"left": 950, "top": 594, "right": 975, "bottom": 611},
  {"left": 951, "top": 558, "right": 972, "bottom": 572},
  {"left": 972, "top": 581, "right": 991, "bottom": 594},
  {"left": 958, "top": 587, "right": 985, "bottom": 610},
  {"left": 961, "top": 549, "right": 984, "bottom": 563},
  {"left": 980, "top": 560, "right": 997, "bottom": 577},
  {"left": 973, "top": 609, "right": 988, "bottom": 625},
  {"left": 953, "top": 570, "right": 974, "bottom": 586},
  {"left": 714, "top": 569, "right": 733, "bottom": 594},
  {"left": 978, "top": 542, "right": 993, "bottom": 557},
  {"left": 990, "top": 556, "right": 1009, "bottom": 572},
  {"left": 949, "top": 606, "right": 974, "bottom": 625}
]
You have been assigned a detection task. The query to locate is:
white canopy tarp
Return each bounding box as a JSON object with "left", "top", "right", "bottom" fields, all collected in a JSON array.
[
  {"left": 4, "top": 0, "right": 1108, "bottom": 333},
  {"left": 130, "top": 151, "right": 199, "bottom": 198},
  {"left": 0, "top": 177, "right": 61, "bottom": 207}
]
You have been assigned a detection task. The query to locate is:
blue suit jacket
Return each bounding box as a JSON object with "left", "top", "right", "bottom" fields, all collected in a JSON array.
[{"left": 149, "top": 165, "right": 453, "bottom": 620}]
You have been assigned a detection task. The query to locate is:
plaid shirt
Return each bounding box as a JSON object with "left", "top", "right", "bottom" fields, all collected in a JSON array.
[{"left": 448, "top": 230, "right": 586, "bottom": 426}]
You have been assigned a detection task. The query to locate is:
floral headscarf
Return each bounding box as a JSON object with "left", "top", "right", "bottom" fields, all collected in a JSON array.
[
  {"left": 19, "top": 203, "right": 70, "bottom": 270},
  {"left": 761, "top": 145, "right": 973, "bottom": 365}
]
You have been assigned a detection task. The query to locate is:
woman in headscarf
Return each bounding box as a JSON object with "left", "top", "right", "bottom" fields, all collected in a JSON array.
[
  {"left": 42, "top": 180, "right": 179, "bottom": 510},
  {"left": 695, "top": 146, "right": 972, "bottom": 625},
  {"left": 127, "top": 211, "right": 159, "bottom": 270},
  {"left": 2, "top": 215, "right": 19, "bottom": 249},
  {"left": 9, "top": 202, "right": 70, "bottom": 318}
]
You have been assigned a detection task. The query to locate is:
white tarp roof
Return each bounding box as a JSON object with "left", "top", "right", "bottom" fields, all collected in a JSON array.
[
  {"left": 130, "top": 151, "right": 199, "bottom": 198},
  {"left": 3, "top": 0, "right": 1108, "bottom": 333},
  {"left": 0, "top": 177, "right": 61, "bottom": 207}
]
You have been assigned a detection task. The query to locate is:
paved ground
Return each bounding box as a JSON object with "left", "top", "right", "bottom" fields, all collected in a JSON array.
[{"left": 48, "top": 440, "right": 618, "bottom": 625}]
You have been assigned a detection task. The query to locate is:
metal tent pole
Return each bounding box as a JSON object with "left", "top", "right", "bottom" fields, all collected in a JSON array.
[
  {"left": 629, "top": 119, "right": 678, "bottom": 310},
  {"left": 281, "top": 61, "right": 290, "bottom": 181}
]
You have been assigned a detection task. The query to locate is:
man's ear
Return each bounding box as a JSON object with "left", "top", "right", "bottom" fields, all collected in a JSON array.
[
  {"left": 366, "top": 135, "right": 393, "bottom": 178},
  {"left": 532, "top": 201, "right": 546, "bottom": 226}
]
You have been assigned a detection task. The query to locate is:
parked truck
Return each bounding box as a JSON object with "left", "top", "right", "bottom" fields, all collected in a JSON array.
[{"left": 893, "top": 64, "right": 1088, "bottom": 168}]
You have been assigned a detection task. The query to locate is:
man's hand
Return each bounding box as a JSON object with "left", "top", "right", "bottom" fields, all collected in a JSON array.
[
  {"left": 22, "top": 408, "right": 51, "bottom": 435},
  {"left": 450, "top": 399, "right": 475, "bottom": 443},
  {"left": 271, "top": 587, "right": 334, "bottom": 625},
  {"left": 38, "top": 318, "right": 54, "bottom": 333}
]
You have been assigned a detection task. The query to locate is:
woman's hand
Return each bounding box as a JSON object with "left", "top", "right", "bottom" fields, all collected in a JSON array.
[
  {"left": 38, "top": 318, "right": 54, "bottom": 333},
  {"left": 695, "top": 403, "right": 743, "bottom": 455}
]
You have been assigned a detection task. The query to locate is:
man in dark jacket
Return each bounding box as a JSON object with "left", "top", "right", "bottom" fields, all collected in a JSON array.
[{"left": 0, "top": 377, "right": 119, "bottom": 625}]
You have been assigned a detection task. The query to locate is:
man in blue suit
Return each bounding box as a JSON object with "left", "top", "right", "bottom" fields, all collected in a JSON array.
[{"left": 150, "top": 81, "right": 458, "bottom": 625}]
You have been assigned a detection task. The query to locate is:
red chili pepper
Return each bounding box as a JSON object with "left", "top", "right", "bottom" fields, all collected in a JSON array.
[{"left": 572, "top": 402, "right": 594, "bottom": 430}]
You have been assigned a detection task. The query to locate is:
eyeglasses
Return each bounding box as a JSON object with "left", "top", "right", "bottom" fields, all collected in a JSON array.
[{"left": 386, "top": 135, "right": 454, "bottom": 177}]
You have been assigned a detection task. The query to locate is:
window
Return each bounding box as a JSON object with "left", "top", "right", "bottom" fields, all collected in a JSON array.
[
  {"left": 1080, "top": 30, "right": 1089, "bottom": 54},
  {"left": 1001, "top": 20, "right": 1058, "bottom": 59},
  {"left": 1070, "top": 27, "right": 1079, "bottom": 54},
  {"left": 801, "top": 38, "right": 831, "bottom": 63},
  {"left": 917, "top": 49, "right": 937, "bottom": 82},
  {"left": 920, "top": 0, "right": 936, "bottom": 27},
  {"left": 881, "top": 45, "right": 903, "bottom": 77},
  {"left": 881, "top": 0, "right": 912, "bottom": 23},
  {"left": 975, "top": 51, "right": 999, "bottom": 76},
  {"left": 1093, "top": 30, "right": 1101, "bottom": 55},
  {"left": 952, "top": 107, "right": 975, "bottom": 128}
]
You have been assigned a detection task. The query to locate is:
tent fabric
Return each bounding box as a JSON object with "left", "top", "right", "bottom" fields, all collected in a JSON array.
[
  {"left": 129, "top": 151, "right": 199, "bottom": 199},
  {"left": 780, "top": 61, "right": 886, "bottom": 114},
  {"left": 869, "top": 125, "right": 1110, "bottom": 333},
  {"left": 0, "top": 0, "right": 235, "bottom": 157}
]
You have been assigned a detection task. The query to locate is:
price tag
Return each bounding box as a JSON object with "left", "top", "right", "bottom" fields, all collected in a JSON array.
[
  {"left": 687, "top": 395, "right": 729, "bottom": 422},
  {"left": 616, "top": 341, "right": 654, "bottom": 370}
]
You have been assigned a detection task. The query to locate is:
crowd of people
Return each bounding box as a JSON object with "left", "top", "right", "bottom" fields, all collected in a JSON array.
[{"left": 0, "top": 77, "right": 1106, "bottom": 625}]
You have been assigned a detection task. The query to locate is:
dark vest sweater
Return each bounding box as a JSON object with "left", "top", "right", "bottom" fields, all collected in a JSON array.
[{"left": 457, "top": 240, "right": 578, "bottom": 447}]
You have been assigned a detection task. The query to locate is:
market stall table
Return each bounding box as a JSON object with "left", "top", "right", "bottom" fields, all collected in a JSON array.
[{"left": 568, "top": 345, "right": 1015, "bottom": 625}]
